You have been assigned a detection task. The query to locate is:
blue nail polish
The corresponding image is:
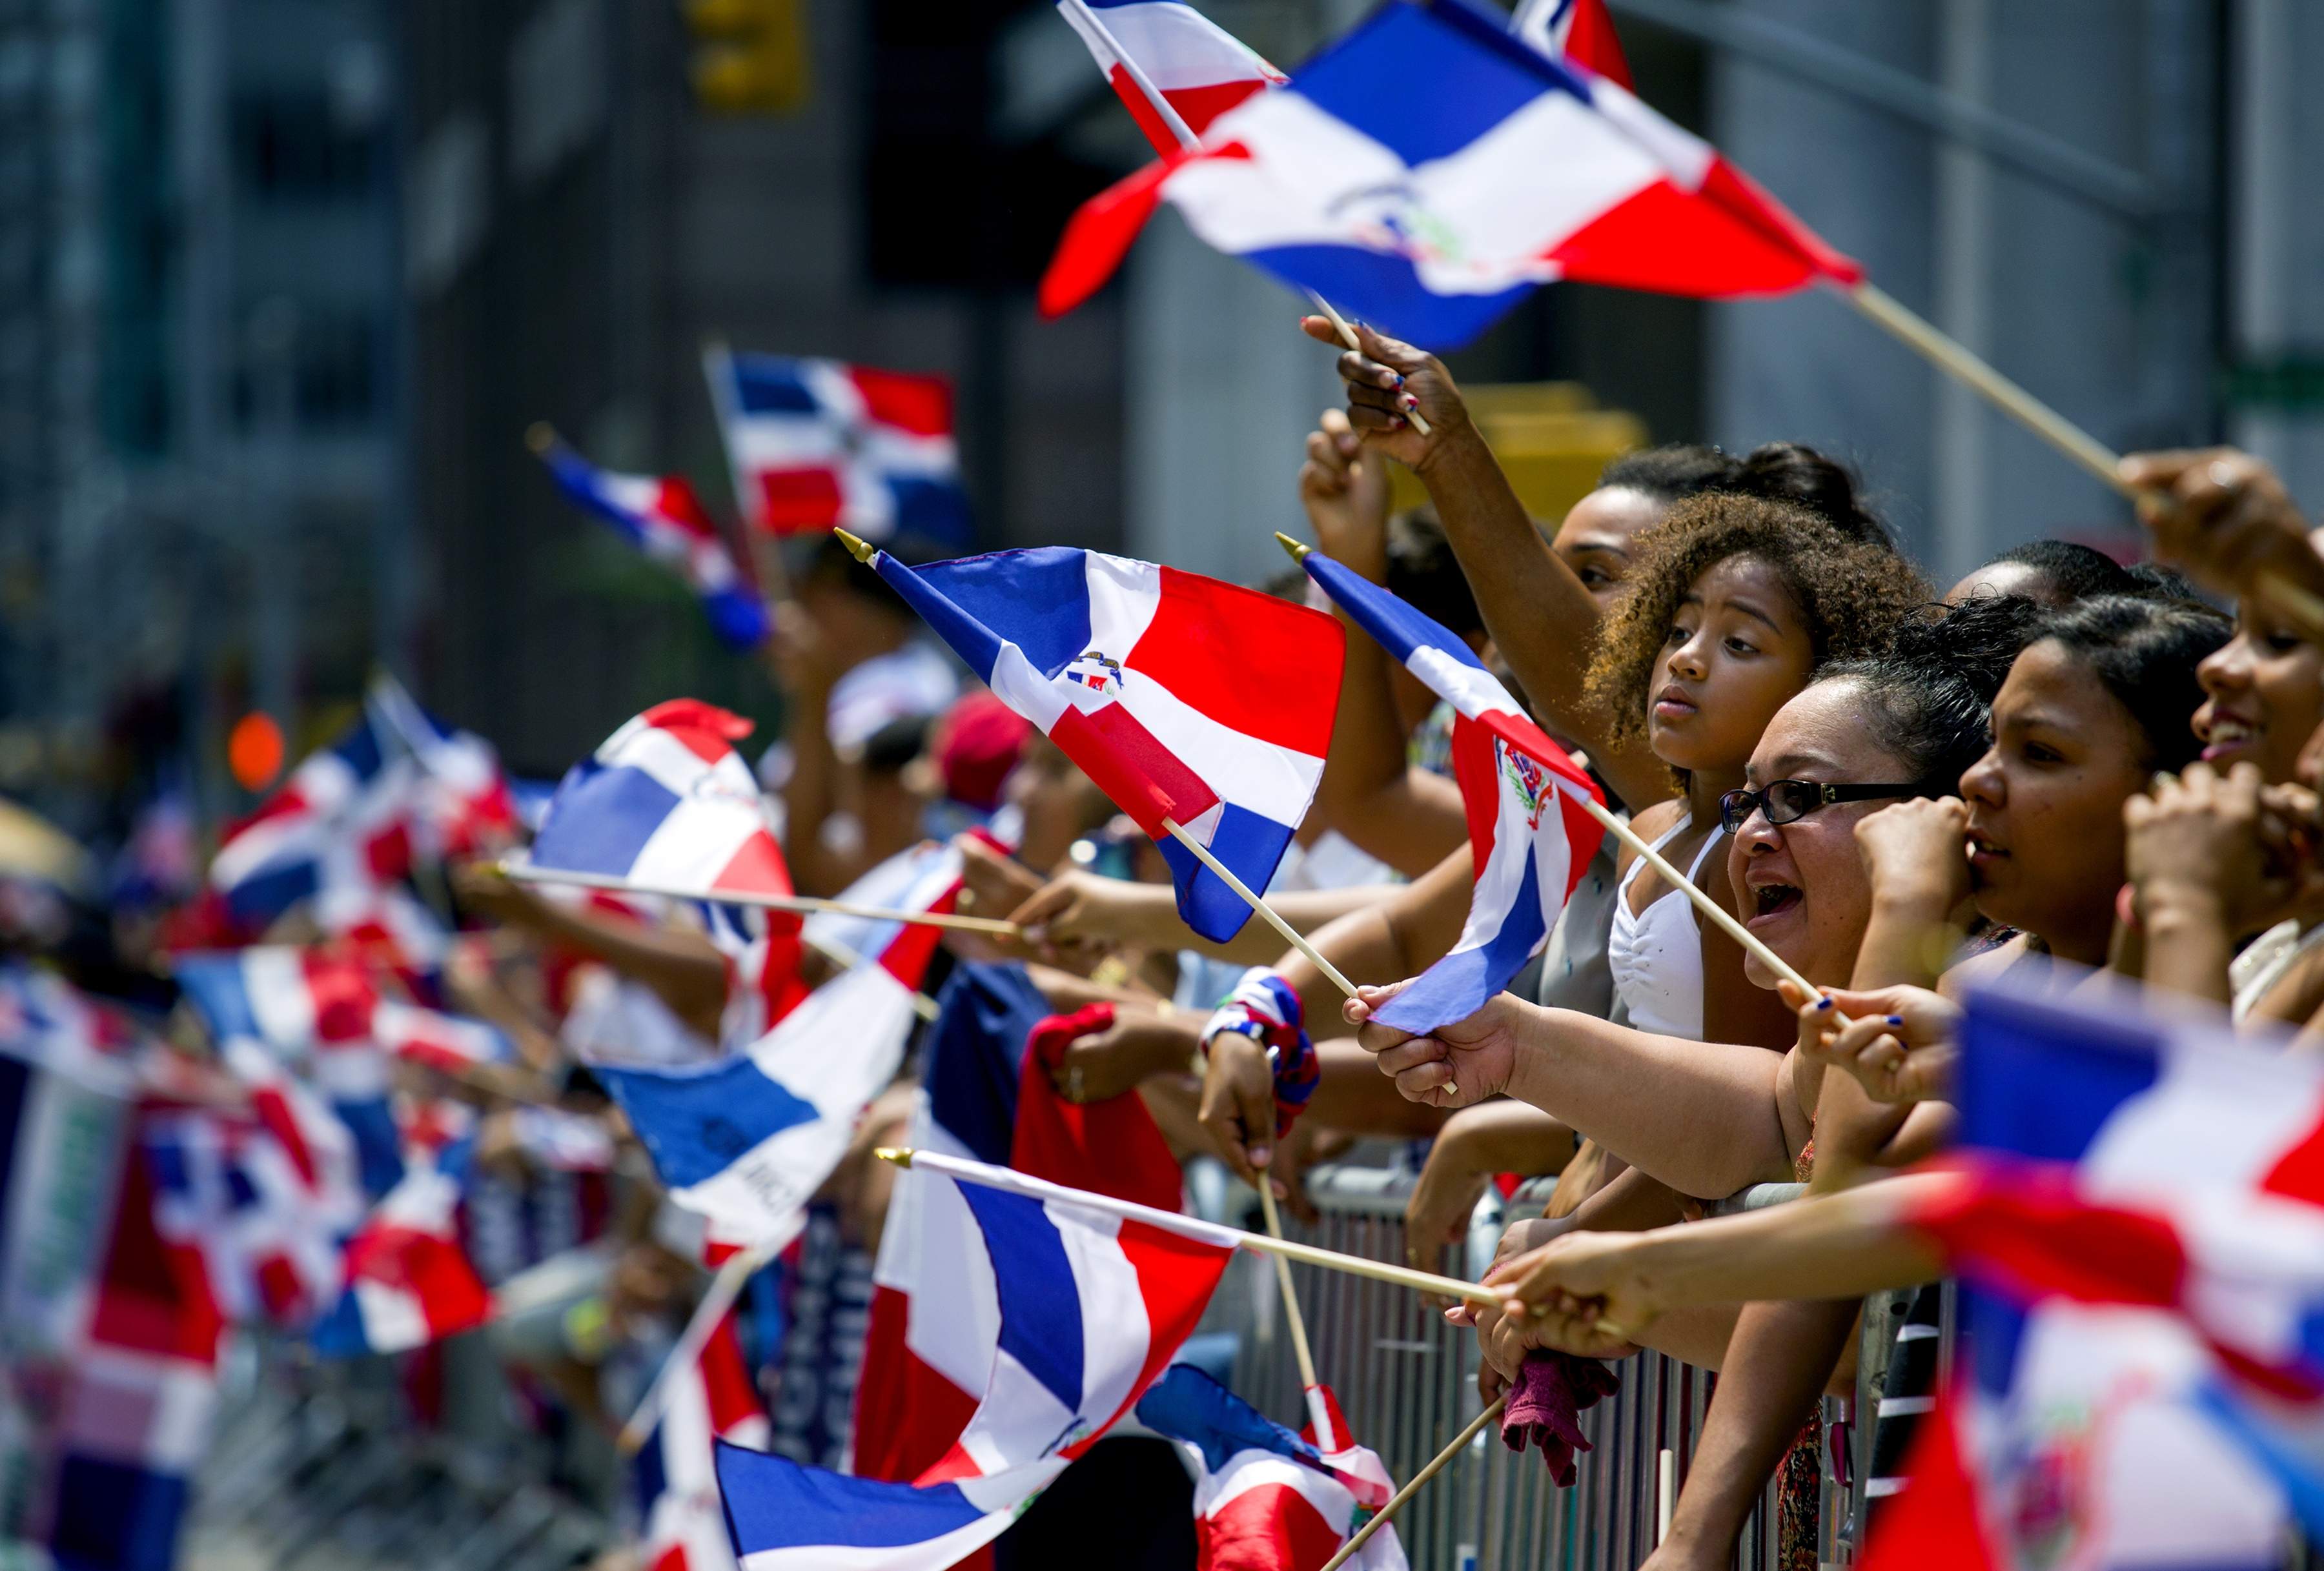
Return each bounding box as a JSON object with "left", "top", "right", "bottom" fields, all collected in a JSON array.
[
  {"left": 1887, "top": 1015, "right": 1905, "bottom": 1026},
  {"left": 1815, "top": 997, "right": 1833, "bottom": 1011}
]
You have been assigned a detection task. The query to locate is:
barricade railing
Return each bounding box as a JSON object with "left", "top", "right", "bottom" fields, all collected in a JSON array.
[{"left": 1218, "top": 1163, "right": 1825, "bottom": 1570}]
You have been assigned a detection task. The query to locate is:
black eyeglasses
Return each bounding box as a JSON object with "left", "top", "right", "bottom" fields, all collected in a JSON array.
[{"left": 1717, "top": 780, "right": 1926, "bottom": 834}]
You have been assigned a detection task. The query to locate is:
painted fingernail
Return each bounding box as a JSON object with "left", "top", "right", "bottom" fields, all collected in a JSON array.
[
  {"left": 1390, "top": 372, "right": 1407, "bottom": 388},
  {"left": 1401, "top": 393, "right": 1420, "bottom": 410},
  {"left": 1387, "top": 415, "right": 1407, "bottom": 430},
  {"left": 1888, "top": 1015, "right": 1905, "bottom": 1026},
  {"left": 1815, "top": 997, "right": 1834, "bottom": 1011}
]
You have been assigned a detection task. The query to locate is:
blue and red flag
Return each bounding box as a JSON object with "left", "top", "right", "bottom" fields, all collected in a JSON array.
[
  {"left": 1509, "top": 0, "right": 1631, "bottom": 86},
  {"left": 703, "top": 347, "right": 972, "bottom": 547},
  {"left": 311, "top": 1111, "right": 493, "bottom": 1358},
  {"left": 1041, "top": 0, "right": 1859, "bottom": 349},
  {"left": 535, "top": 434, "right": 770, "bottom": 650},
  {"left": 1861, "top": 978, "right": 2324, "bottom": 1570},
  {"left": 1298, "top": 547, "right": 1605, "bottom": 1032},
  {"left": 1056, "top": 0, "right": 1286, "bottom": 154},
  {"left": 860, "top": 545, "right": 1343, "bottom": 944}
]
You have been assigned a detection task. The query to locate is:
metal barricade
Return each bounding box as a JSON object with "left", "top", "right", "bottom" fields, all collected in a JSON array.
[{"left": 1218, "top": 1164, "right": 1792, "bottom": 1570}]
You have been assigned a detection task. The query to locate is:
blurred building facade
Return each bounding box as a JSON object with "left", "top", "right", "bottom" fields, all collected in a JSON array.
[{"left": 3, "top": 0, "right": 2323, "bottom": 821}]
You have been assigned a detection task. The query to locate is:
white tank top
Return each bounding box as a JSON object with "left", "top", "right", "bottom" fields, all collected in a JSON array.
[{"left": 1606, "top": 815, "right": 1725, "bottom": 1040}]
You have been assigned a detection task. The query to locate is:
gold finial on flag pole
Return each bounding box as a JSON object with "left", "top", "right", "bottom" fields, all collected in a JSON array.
[
  {"left": 874, "top": 1146, "right": 915, "bottom": 1168},
  {"left": 1274, "top": 532, "right": 1310, "bottom": 562},
  {"left": 834, "top": 527, "right": 876, "bottom": 565}
]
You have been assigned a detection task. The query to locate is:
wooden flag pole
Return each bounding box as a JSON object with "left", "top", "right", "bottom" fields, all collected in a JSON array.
[
  {"left": 875, "top": 1146, "right": 1499, "bottom": 1306},
  {"left": 496, "top": 860, "right": 1023, "bottom": 937},
  {"left": 800, "top": 929, "right": 941, "bottom": 1022},
  {"left": 1835, "top": 279, "right": 2324, "bottom": 637},
  {"left": 1255, "top": 1180, "right": 1338, "bottom": 1450},
  {"left": 1158, "top": 818, "right": 1360, "bottom": 999},
  {"left": 1061, "top": 1, "right": 1429, "bottom": 437},
  {"left": 1273, "top": 532, "right": 1824, "bottom": 1005},
  {"left": 1318, "top": 1395, "right": 1508, "bottom": 1571},
  {"left": 616, "top": 1240, "right": 777, "bottom": 1455}
]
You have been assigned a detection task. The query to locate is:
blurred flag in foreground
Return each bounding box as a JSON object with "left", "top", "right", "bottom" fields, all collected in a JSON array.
[
  {"left": 532, "top": 430, "right": 770, "bottom": 650},
  {"left": 859, "top": 543, "right": 1343, "bottom": 943},
  {"left": 1509, "top": 0, "right": 1631, "bottom": 85},
  {"left": 637, "top": 1310, "right": 769, "bottom": 1571},
  {"left": 1862, "top": 979, "right": 2324, "bottom": 1570},
  {"left": 1299, "top": 547, "right": 1605, "bottom": 1031},
  {"left": 1041, "top": 0, "right": 1859, "bottom": 349},
  {"left": 209, "top": 708, "right": 414, "bottom": 926},
  {"left": 716, "top": 1151, "right": 1234, "bottom": 1567},
  {"left": 1137, "top": 1365, "right": 1404, "bottom": 1571},
  {"left": 1056, "top": 0, "right": 1285, "bottom": 153},
  {"left": 702, "top": 346, "right": 971, "bottom": 547},
  {"left": 311, "top": 1117, "right": 492, "bottom": 1357}
]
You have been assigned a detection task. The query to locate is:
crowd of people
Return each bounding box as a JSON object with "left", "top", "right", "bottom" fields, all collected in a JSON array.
[{"left": 12, "top": 307, "right": 2324, "bottom": 1571}]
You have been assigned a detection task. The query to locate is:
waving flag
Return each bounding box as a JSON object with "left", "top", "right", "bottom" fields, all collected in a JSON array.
[
  {"left": 530, "top": 700, "right": 797, "bottom": 904},
  {"left": 1041, "top": 0, "right": 1859, "bottom": 350},
  {"left": 534, "top": 432, "right": 770, "bottom": 649},
  {"left": 1057, "top": 0, "right": 1285, "bottom": 153},
  {"left": 638, "top": 1311, "right": 770, "bottom": 1571},
  {"left": 801, "top": 839, "right": 968, "bottom": 993},
  {"left": 716, "top": 1153, "right": 1234, "bottom": 1568},
  {"left": 591, "top": 961, "right": 920, "bottom": 1255},
  {"left": 861, "top": 544, "right": 1342, "bottom": 943},
  {"left": 1137, "top": 1366, "right": 1404, "bottom": 1571},
  {"left": 175, "top": 947, "right": 380, "bottom": 1048},
  {"left": 1509, "top": 0, "right": 1631, "bottom": 85},
  {"left": 1299, "top": 547, "right": 1604, "bottom": 1031},
  {"left": 1860, "top": 979, "right": 2324, "bottom": 1570},
  {"left": 210, "top": 709, "right": 415, "bottom": 926},
  {"left": 312, "top": 1120, "right": 492, "bottom": 1357},
  {"left": 703, "top": 347, "right": 970, "bottom": 547},
  {"left": 364, "top": 673, "right": 520, "bottom": 860}
]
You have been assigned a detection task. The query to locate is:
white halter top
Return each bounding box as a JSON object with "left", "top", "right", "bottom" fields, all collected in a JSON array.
[{"left": 1606, "top": 815, "right": 1725, "bottom": 1040}]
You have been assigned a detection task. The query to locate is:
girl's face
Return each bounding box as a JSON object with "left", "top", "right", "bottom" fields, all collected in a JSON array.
[
  {"left": 1554, "top": 486, "right": 1666, "bottom": 611},
  {"left": 1960, "top": 640, "right": 2153, "bottom": 964},
  {"left": 1647, "top": 554, "right": 1818, "bottom": 778},
  {"left": 2194, "top": 600, "right": 2324, "bottom": 784},
  {"left": 1726, "top": 678, "right": 1917, "bottom": 989}
]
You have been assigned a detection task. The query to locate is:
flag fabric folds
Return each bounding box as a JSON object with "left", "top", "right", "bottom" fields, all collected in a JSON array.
[
  {"left": 715, "top": 1150, "right": 1232, "bottom": 1568},
  {"left": 591, "top": 961, "right": 921, "bottom": 1256},
  {"left": 1509, "top": 0, "right": 1631, "bottom": 85},
  {"left": 703, "top": 347, "right": 971, "bottom": 547},
  {"left": 638, "top": 1310, "right": 771, "bottom": 1571},
  {"left": 1298, "top": 548, "right": 1605, "bottom": 1031},
  {"left": 1056, "top": 0, "right": 1286, "bottom": 153},
  {"left": 863, "top": 545, "right": 1343, "bottom": 943},
  {"left": 209, "top": 707, "right": 415, "bottom": 926},
  {"left": 1136, "top": 1366, "right": 1405, "bottom": 1571},
  {"left": 311, "top": 1125, "right": 493, "bottom": 1357},
  {"left": 536, "top": 435, "right": 771, "bottom": 650},
  {"left": 799, "top": 840, "right": 967, "bottom": 995},
  {"left": 1040, "top": 0, "right": 1860, "bottom": 349},
  {"left": 1861, "top": 978, "right": 2324, "bottom": 1569}
]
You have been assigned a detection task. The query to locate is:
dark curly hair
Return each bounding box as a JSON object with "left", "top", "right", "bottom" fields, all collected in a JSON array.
[
  {"left": 1600, "top": 440, "right": 1891, "bottom": 549},
  {"left": 1819, "top": 593, "right": 2048, "bottom": 789},
  {"left": 1584, "top": 494, "right": 1930, "bottom": 766}
]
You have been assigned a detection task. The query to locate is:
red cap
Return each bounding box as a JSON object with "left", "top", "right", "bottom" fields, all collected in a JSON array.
[{"left": 933, "top": 693, "right": 1032, "bottom": 811}]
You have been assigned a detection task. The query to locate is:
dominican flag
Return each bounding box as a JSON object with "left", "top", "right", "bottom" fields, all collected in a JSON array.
[
  {"left": 638, "top": 1311, "right": 770, "bottom": 1571},
  {"left": 1860, "top": 978, "right": 2324, "bottom": 1570},
  {"left": 529, "top": 700, "right": 798, "bottom": 906},
  {"left": 800, "top": 840, "right": 970, "bottom": 994},
  {"left": 854, "top": 965, "right": 1184, "bottom": 1488},
  {"left": 1509, "top": 0, "right": 1631, "bottom": 86},
  {"left": 363, "top": 674, "right": 520, "bottom": 862},
  {"left": 312, "top": 1120, "right": 492, "bottom": 1357},
  {"left": 1137, "top": 1366, "right": 1405, "bottom": 1571},
  {"left": 703, "top": 347, "right": 971, "bottom": 547},
  {"left": 715, "top": 1152, "right": 1234, "bottom": 1568},
  {"left": 210, "top": 708, "right": 417, "bottom": 927},
  {"left": 1041, "top": 0, "right": 1861, "bottom": 349},
  {"left": 312, "top": 883, "right": 453, "bottom": 984},
  {"left": 174, "top": 946, "right": 381, "bottom": 1049},
  {"left": 369, "top": 999, "right": 513, "bottom": 1075},
  {"left": 535, "top": 432, "right": 771, "bottom": 650},
  {"left": 1300, "top": 549, "right": 1604, "bottom": 1031},
  {"left": 591, "top": 961, "right": 921, "bottom": 1257},
  {"left": 1057, "top": 0, "right": 1286, "bottom": 153},
  {"left": 862, "top": 545, "right": 1343, "bottom": 944}
]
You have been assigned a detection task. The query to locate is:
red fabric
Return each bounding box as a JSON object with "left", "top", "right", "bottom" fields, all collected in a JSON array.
[
  {"left": 851, "top": 1283, "right": 984, "bottom": 1485},
  {"left": 345, "top": 1223, "right": 493, "bottom": 1339},
  {"left": 1039, "top": 149, "right": 1208, "bottom": 318},
  {"left": 1126, "top": 569, "right": 1343, "bottom": 759},
  {"left": 698, "top": 1312, "right": 765, "bottom": 1439},
  {"left": 755, "top": 467, "right": 846, "bottom": 534},
  {"left": 92, "top": 1146, "right": 225, "bottom": 1366},
  {"left": 1012, "top": 1005, "right": 1184, "bottom": 1213},
  {"left": 1855, "top": 1388, "right": 1998, "bottom": 1571},
  {"left": 1907, "top": 1159, "right": 2188, "bottom": 1313},
  {"left": 846, "top": 366, "right": 955, "bottom": 438},
  {"left": 1546, "top": 157, "right": 1860, "bottom": 298},
  {"left": 651, "top": 476, "right": 720, "bottom": 542},
  {"left": 1201, "top": 1479, "right": 1345, "bottom": 1571},
  {"left": 934, "top": 694, "right": 1034, "bottom": 811},
  {"left": 637, "top": 700, "right": 755, "bottom": 758},
  {"left": 1500, "top": 1352, "right": 1622, "bottom": 1487},
  {"left": 1048, "top": 702, "right": 1222, "bottom": 839},
  {"left": 2259, "top": 1105, "right": 2324, "bottom": 1206},
  {"left": 1562, "top": 0, "right": 1633, "bottom": 88}
]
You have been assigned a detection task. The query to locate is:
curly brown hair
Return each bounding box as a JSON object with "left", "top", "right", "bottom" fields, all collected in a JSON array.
[{"left": 1583, "top": 493, "right": 1932, "bottom": 760}]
